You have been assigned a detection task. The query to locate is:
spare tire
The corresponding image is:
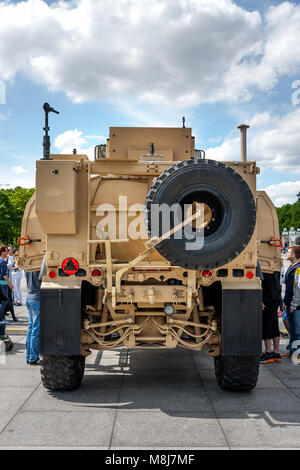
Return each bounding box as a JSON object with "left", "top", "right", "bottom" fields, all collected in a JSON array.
[{"left": 145, "top": 159, "right": 256, "bottom": 270}]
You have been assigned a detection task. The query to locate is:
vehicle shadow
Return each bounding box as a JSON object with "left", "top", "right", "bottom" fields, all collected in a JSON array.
[{"left": 46, "top": 348, "right": 300, "bottom": 428}]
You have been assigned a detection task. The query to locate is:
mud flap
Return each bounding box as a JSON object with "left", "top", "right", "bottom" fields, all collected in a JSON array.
[
  {"left": 221, "top": 289, "right": 262, "bottom": 356},
  {"left": 40, "top": 288, "right": 81, "bottom": 355}
]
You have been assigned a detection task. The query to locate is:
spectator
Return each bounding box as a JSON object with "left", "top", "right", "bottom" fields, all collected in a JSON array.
[
  {"left": 7, "top": 246, "right": 14, "bottom": 274},
  {"left": 279, "top": 265, "right": 285, "bottom": 312},
  {"left": 283, "top": 245, "right": 300, "bottom": 359},
  {"left": 3, "top": 246, "right": 17, "bottom": 322},
  {"left": 25, "top": 270, "right": 41, "bottom": 365},
  {"left": 0, "top": 246, "right": 14, "bottom": 346},
  {"left": 11, "top": 250, "right": 22, "bottom": 307},
  {"left": 260, "top": 270, "right": 282, "bottom": 364}
]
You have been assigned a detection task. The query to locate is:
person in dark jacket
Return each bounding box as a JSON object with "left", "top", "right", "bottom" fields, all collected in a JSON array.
[
  {"left": 260, "top": 270, "right": 282, "bottom": 364},
  {"left": 0, "top": 246, "right": 14, "bottom": 350},
  {"left": 283, "top": 245, "right": 300, "bottom": 358}
]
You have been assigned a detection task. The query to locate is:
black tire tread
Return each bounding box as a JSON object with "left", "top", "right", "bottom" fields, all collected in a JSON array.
[
  {"left": 40, "top": 354, "right": 85, "bottom": 391},
  {"left": 214, "top": 355, "right": 259, "bottom": 392},
  {"left": 145, "top": 158, "right": 256, "bottom": 270}
]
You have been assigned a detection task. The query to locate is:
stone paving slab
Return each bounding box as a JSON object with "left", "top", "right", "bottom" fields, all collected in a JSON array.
[
  {"left": 21, "top": 384, "right": 121, "bottom": 412},
  {"left": 0, "top": 387, "right": 39, "bottom": 434},
  {"left": 121, "top": 369, "right": 202, "bottom": 388},
  {"left": 1, "top": 332, "right": 300, "bottom": 449},
  {"left": 0, "top": 411, "right": 115, "bottom": 448},
  {"left": 218, "top": 412, "right": 300, "bottom": 449},
  {"left": 0, "top": 369, "right": 41, "bottom": 388},
  {"left": 208, "top": 387, "right": 300, "bottom": 413},
  {"left": 118, "top": 386, "right": 213, "bottom": 413},
  {"left": 111, "top": 410, "right": 229, "bottom": 448}
]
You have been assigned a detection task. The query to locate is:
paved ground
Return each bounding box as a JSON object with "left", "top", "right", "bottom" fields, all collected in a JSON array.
[{"left": 1, "top": 260, "right": 300, "bottom": 450}]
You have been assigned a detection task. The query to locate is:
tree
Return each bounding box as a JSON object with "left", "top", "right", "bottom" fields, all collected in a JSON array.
[
  {"left": 0, "top": 187, "right": 35, "bottom": 246},
  {"left": 0, "top": 190, "right": 16, "bottom": 245},
  {"left": 276, "top": 196, "right": 300, "bottom": 233}
]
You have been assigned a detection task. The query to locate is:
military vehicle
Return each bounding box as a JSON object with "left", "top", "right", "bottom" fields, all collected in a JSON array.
[{"left": 18, "top": 105, "right": 282, "bottom": 392}]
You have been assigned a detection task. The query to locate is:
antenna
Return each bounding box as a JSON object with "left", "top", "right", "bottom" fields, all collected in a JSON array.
[{"left": 41, "top": 102, "right": 60, "bottom": 160}]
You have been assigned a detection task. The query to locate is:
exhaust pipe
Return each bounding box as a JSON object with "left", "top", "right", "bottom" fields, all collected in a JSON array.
[{"left": 237, "top": 124, "right": 249, "bottom": 162}]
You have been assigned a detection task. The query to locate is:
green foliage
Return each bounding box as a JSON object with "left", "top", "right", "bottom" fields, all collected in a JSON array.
[
  {"left": 0, "top": 187, "right": 35, "bottom": 246},
  {"left": 276, "top": 194, "right": 300, "bottom": 233}
]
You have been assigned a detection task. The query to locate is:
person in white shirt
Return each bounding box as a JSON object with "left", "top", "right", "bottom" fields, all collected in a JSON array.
[
  {"left": 6, "top": 246, "right": 14, "bottom": 281},
  {"left": 11, "top": 251, "right": 22, "bottom": 306}
]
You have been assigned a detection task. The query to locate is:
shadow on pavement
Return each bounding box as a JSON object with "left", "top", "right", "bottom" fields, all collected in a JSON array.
[{"left": 43, "top": 348, "right": 300, "bottom": 428}]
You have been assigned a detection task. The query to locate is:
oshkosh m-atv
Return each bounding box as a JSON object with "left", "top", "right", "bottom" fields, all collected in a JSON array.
[{"left": 19, "top": 105, "right": 282, "bottom": 392}]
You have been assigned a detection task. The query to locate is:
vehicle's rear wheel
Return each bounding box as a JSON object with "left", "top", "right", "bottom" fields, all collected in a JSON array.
[
  {"left": 41, "top": 354, "right": 85, "bottom": 391},
  {"left": 214, "top": 355, "right": 260, "bottom": 392}
]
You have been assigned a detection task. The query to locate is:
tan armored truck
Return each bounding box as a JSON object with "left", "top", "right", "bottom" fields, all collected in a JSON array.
[{"left": 18, "top": 106, "right": 282, "bottom": 392}]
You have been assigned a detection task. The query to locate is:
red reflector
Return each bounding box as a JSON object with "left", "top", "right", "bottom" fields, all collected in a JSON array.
[
  {"left": 202, "top": 270, "right": 213, "bottom": 277},
  {"left": 91, "top": 269, "right": 102, "bottom": 277},
  {"left": 49, "top": 271, "right": 56, "bottom": 279},
  {"left": 61, "top": 257, "right": 79, "bottom": 275},
  {"left": 246, "top": 271, "right": 254, "bottom": 279}
]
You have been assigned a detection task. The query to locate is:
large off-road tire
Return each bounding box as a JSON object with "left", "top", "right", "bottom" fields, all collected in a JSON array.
[
  {"left": 145, "top": 158, "right": 256, "bottom": 269},
  {"left": 214, "top": 355, "right": 260, "bottom": 392},
  {"left": 40, "top": 354, "right": 85, "bottom": 391}
]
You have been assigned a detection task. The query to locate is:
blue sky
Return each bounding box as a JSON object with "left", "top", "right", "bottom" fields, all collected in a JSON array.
[{"left": 0, "top": 0, "right": 300, "bottom": 206}]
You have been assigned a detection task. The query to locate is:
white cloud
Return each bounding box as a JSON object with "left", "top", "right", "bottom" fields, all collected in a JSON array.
[
  {"left": 11, "top": 166, "right": 28, "bottom": 175},
  {"left": 206, "top": 107, "right": 300, "bottom": 173},
  {"left": 0, "top": 0, "right": 270, "bottom": 107},
  {"left": 54, "top": 129, "right": 86, "bottom": 151},
  {"left": 54, "top": 129, "right": 105, "bottom": 159},
  {"left": 0, "top": 0, "right": 299, "bottom": 108},
  {"left": 263, "top": 181, "right": 300, "bottom": 207},
  {"left": 1, "top": 166, "right": 34, "bottom": 188}
]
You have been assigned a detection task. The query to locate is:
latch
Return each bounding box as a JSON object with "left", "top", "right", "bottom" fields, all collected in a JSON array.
[
  {"left": 18, "top": 236, "right": 42, "bottom": 246},
  {"left": 260, "top": 237, "right": 282, "bottom": 248}
]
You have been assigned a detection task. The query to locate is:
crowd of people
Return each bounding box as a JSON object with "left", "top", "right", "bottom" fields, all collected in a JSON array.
[
  {"left": 1, "top": 242, "right": 300, "bottom": 367},
  {"left": 0, "top": 244, "right": 41, "bottom": 364},
  {"left": 260, "top": 244, "right": 300, "bottom": 364},
  {"left": 0, "top": 245, "right": 21, "bottom": 323}
]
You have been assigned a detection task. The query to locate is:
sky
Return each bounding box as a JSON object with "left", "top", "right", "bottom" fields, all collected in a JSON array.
[{"left": 0, "top": 0, "right": 300, "bottom": 207}]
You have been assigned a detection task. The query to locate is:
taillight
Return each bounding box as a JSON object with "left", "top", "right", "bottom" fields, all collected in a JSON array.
[
  {"left": 201, "top": 270, "right": 213, "bottom": 278},
  {"left": 49, "top": 271, "right": 56, "bottom": 279},
  {"left": 91, "top": 269, "right": 102, "bottom": 277},
  {"left": 246, "top": 271, "right": 254, "bottom": 279}
]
